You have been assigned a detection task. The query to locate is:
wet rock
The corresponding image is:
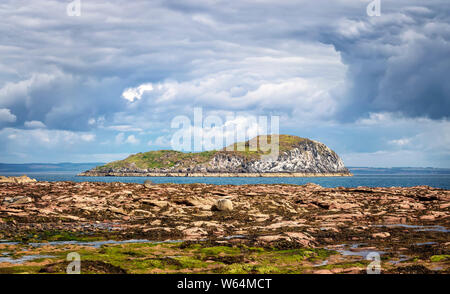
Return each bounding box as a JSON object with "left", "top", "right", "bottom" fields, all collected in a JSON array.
[
  {"left": 314, "top": 269, "right": 333, "bottom": 274},
  {"left": 141, "top": 199, "right": 169, "bottom": 208},
  {"left": 372, "top": 232, "right": 391, "bottom": 238},
  {"left": 183, "top": 227, "right": 208, "bottom": 239},
  {"left": 439, "top": 202, "right": 450, "bottom": 209},
  {"left": 132, "top": 209, "right": 152, "bottom": 217},
  {"left": 2, "top": 196, "right": 33, "bottom": 205},
  {"left": 332, "top": 267, "right": 362, "bottom": 274},
  {"left": 420, "top": 215, "right": 435, "bottom": 221},
  {"left": 383, "top": 216, "right": 406, "bottom": 223},
  {"left": 108, "top": 207, "right": 127, "bottom": 215},
  {"left": 330, "top": 202, "right": 359, "bottom": 210},
  {"left": 387, "top": 265, "right": 434, "bottom": 274},
  {"left": 59, "top": 215, "right": 85, "bottom": 221},
  {"left": 284, "top": 232, "right": 315, "bottom": 247},
  {"left": 257, "top": 235, "right": 289, "bottom": 243},
  {"left": 40, "top": 260, "right": 127, "bottom": 274},
  {"left": 301, "top": 183, "right": 322, "bottom": 189},
  {"left": 122, "top": 190, "right": 133, "bottom": 196},
  {"left": 267, "top": 221, "right": 303, "bottom": 229}
]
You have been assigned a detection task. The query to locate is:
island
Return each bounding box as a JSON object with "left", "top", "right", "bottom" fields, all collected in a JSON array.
[{"left": 79, "top": 135, "right": 352, "bottom": 177}]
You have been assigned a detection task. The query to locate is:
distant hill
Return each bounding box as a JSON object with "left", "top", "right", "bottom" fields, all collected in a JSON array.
[
  {"left": 80, "top": 135, "right": 351, "bottom": 177},
  {"left": 0, "top": 163, "right": 104, "bottom": 173}
]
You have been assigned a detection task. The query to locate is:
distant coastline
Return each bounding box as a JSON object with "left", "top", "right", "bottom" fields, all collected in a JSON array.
[
  {"left": 0, "top": 162, "right": 103, "bottom": 173},
  {"left": 1, "top": 163, "right": 449, "bottom": 176},
  {"left": 77, "top": 171, "right": 353, "bottom": 177}
]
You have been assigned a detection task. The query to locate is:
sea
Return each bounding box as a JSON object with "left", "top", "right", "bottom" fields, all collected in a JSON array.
[{"left": 1, "top": 171, "right": 450, "bottom": 189}]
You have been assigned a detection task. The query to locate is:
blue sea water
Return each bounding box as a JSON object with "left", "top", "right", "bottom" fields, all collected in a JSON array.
[{"left": 1, "top": 172, "right": 450, "bottom": 189}]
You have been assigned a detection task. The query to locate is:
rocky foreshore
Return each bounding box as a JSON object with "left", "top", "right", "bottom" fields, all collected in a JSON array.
[{"left": 0, "top": 176, "right": 449, "bottom": 274}]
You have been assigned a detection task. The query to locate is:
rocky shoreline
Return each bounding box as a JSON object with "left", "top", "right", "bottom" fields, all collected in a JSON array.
[
  {"left": 0, "top": 176, "right": 448, "bottom": 274},
  {"left": 78, "top": 171, "right": 353, "bottom": 177}
]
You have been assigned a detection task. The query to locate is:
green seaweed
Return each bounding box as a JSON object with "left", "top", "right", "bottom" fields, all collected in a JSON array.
[
  {"left": 430, "top": 255, "right": 450, "bottom": 262},
  {"left": 199, "top": 246, "right": 241, "bottom": 256}
]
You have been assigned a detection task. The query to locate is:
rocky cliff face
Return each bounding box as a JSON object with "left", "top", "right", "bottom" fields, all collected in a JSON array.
[
  {"left": 80, "top": 135, "right": 351, "bottom": 176},
  {"left": 207, "top": 140, "right": 347, "bottom": 173}
]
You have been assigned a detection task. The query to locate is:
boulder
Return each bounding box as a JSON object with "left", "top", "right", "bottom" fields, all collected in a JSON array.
[
  {"left": 144, "top": 179, "right": 153, "bottom": 188},
  {"left": 213, "top": 199, "right": 233, "bottom": 212}
]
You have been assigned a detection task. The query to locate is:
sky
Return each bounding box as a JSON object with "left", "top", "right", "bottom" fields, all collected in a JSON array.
[{"left": 0, "top": 0, "right": 449, "bottom": 167}]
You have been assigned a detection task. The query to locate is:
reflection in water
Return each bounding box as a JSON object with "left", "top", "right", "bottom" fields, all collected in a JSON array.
[{"left": 0, "top": 252, "right": 55, "bottom": 264}]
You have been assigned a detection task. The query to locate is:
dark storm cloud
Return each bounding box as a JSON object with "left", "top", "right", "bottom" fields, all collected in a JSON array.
[
  {"left": 2, "top": 0, "right": 448, "bottom": 130},
  {"left": 318, "top": 2, "right": 450, "bottom": 121}
]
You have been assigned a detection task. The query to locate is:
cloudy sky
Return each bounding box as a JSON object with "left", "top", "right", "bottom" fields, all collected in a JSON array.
[{"left": 0, "top": 0, "right": 449, "bottom": 167}]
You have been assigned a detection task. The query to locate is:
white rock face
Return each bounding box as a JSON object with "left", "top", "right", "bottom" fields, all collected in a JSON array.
[{"left": 204, "top": 140, "right": 348, "bottom": 174}]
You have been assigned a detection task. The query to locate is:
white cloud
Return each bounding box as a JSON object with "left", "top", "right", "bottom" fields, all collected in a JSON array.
[
  {"left": 125, "top": 64, "right": 342, "bottom": 124},
  {"left": 125, "top": 134, "right": 140, "bottom": 144},
  {"left": 1, "top": 128, "right": 96, "bottom": 147},
  {"left": 115, "top": 132, "right": 140, "bottom": 145},
  {"left": 106, "top": 125, "right": 143, "bottom": 132},
  {"left": 122, "top": 83, "right": 154, "bottom": 102},
  {"left": 342, "top": 114, "right": 450, "bottom": 167},
  {"left": 0, "top": 108, "right": 16, "bottom": 123},
  {"left": 148, "top": 135, "right": 171, "bottom": 147},
  {"left": 168, "top": 113, "right": 278, "bottom": 151},
  {"left": 24, "top": 120, "right": 46, "bottom": 129},
  {"left": 115, "top": 133, "right": 125, "bottom": 145},
  {"left": 0, "top": 72, "right": 63, "bottom": 107},
  {"left": 356, "top": 112, "right": 397, "bottom": 126},
  {"left": 71, "top": 153, "right": 131, "bottom": 163},
  {"left": 192, "top": 14, "right": 217, "bottom": 27},
  {"left": 80, "top": 134, "right": 96, "bottom": 142},
  {"left": 389, "top": 138, "right": 411, "bottom": 146}
]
